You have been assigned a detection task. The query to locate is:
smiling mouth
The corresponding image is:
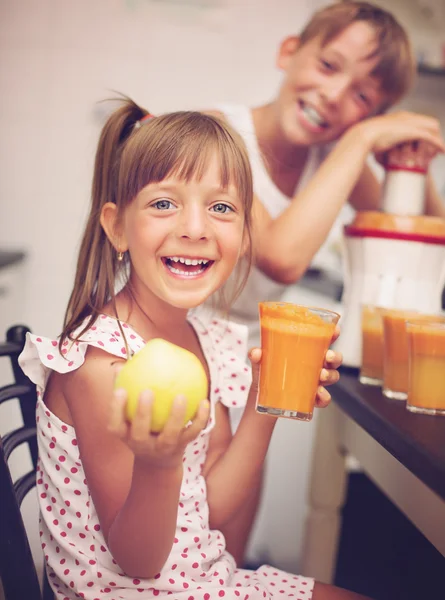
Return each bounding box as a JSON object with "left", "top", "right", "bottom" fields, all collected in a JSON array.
[
  {"left": 299, "top": 100, "right": 329, "bottom": 129},
  {"left": 162, "top": 256, "right": 214, "bottom": 277}
]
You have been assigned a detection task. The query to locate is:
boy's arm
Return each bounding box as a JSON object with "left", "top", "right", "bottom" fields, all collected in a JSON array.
[
  {"left": 206, "top": 109, "right": 443, "bottom": 284},
  {"left": 252, "top": 114, "right": 444, "bottom": 284},
  {"left": 252, "top": 126, "right": 371, "bottom": 284}
]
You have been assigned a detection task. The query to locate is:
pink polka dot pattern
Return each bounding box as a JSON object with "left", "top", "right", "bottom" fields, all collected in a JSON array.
[{"left": 19, "top": 314, "right": 314, "bottom": 599}]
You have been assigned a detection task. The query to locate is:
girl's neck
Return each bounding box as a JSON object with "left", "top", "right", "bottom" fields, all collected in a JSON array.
[
  {"left": 115, "top": 285, "right": 189, "bottom": 343},
  {"left": 252, "top": 103, "right": 309, "bottom": 172}
]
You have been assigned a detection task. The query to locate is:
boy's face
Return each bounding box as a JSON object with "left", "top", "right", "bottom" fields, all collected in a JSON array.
[{"left": 276, "top": 21, "right": 387, "bottom": 146}]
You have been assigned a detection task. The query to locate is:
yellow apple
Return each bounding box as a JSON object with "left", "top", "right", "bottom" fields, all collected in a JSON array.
[{"left": 115, "top": 338, "right": 208, "bottom": 432}]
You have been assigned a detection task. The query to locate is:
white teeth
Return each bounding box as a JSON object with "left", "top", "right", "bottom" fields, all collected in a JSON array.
[
  {"left": 168, "top": 256, "right": 209, "bottom": 265},
  {"left": 302, "top": 104, "right": 327, "bottom": 127},
  {"left": 168, "top": 266, "right": 206, "bottom": 276}
]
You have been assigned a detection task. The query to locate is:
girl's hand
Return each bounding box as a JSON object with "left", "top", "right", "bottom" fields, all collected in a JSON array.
[
  {"left": 356, "top": 111, "right": 445, "bottom": 157},
  {"left": 108, "top": 389, "right": 210, "bottom": 469},
  {"left": 316, "top": 324, "right": 342, "bottom": 409},
  {"left": 246, "top": 347, "right": 262, "bottom": 405}
]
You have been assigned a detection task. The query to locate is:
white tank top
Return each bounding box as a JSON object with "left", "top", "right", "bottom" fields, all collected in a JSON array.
[{"left": 202, "top": 104, "right": 332, "bottom": 346}]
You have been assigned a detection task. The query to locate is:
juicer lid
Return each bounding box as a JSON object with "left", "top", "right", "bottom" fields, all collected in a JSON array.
[{"left": 344, "top": 211, "right": 445, "bottom": 245}]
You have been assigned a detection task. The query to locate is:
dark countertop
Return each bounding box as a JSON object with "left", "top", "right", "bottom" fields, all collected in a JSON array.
[
  {"left": 0, "top": 250, "right": 26, "bottom": 270},
  {"left": 332, "top": 369, "right": 445, "bottom": 502}
]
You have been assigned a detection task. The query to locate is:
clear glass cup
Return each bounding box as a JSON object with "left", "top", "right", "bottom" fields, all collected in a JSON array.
[
  {"left": 256, "top": 302, "right": 340, "bottom": 422},
  {"left": 360, "top": 305, "right": 384, "bottom": 386},
  {"left": 381, "top": 309, "right": 419, "bottom": 400},
  {"left": 407, "top": 317, "right": 445, "bottom": 416}
]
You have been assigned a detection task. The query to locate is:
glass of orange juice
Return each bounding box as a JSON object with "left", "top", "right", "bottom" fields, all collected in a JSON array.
[
  {"left": 360, "top": 305, "right": 384, "bottom": 386},
  {"left": 256, "top": 302, "right": 340, "bottom": 422},
  {"left": 406, "top": 317, "right": 445, "bottom": 416},
  {"left": 381, "top": 309, "right": 420, "bottom": 400}
]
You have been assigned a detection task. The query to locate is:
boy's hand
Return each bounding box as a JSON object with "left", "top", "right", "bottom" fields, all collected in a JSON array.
[
  {"left": 358, "top": 111, "right": 445, "bottom": 157},
  {"left": 376, "top": 139, "right": 440, "bottom": 171},
  {"left": 108, "top": 388, "right": 210, "bottom": 469}
]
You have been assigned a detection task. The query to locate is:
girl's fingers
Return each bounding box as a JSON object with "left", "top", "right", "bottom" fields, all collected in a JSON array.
[
  {"left": 315, "top": 386, "right": 331, "bottom": 408},
  {"left": 248, "top": 347, "right": 262, "bottom": 365},
  {"left": 331, "top": 325, "right": 340, "bottom": 344},
  {"left": 129, "top": 390, "right": 154, "bottom": 442},
  {"left": 247, "top": 347, "right": 262, "bottom": 398},
  {"left": 319, "top": 367, "right": 340, "bottom": 387},
  {"left": 323, "top": 349, "right": 343, "bottom": 370},
  {"left": 108, "top": 388, "right": 129, "bottom": 437},
  {"left": 183, "top": 399, "right": 210, "bottom": 443},
  {"left": 159, "top": 395, "right": 189, "bottom": 444}
]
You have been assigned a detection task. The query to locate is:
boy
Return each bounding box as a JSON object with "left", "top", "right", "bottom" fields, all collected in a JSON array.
[{"left": 204, "top": 1, "right": 445, "bottom": 565}]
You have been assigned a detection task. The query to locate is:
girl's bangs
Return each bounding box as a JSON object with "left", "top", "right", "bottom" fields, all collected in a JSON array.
[{"left": 120, "top": 114, "right": 251, "bottom": 210}]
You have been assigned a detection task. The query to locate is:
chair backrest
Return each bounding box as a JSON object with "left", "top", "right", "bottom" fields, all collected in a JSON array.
[{"left": 0, "top": 325, "right": 53, "bottom": 600}]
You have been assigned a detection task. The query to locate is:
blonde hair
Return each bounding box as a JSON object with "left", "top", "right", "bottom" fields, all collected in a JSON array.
[
  {"left": 299, "top": 1, "right": 415, "bottom": 110},
  {"left": 60, "top": 98, "right": 253, "bottom": 348}
]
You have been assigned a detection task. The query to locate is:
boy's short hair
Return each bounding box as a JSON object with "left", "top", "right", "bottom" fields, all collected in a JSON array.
[{"left": 299, "top": 1, "right": 415, "bottom": 111}]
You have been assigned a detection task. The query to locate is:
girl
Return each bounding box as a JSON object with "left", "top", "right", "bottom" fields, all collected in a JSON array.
[{"left": 19, "top": 99, "right": 368, "bottom": 600}]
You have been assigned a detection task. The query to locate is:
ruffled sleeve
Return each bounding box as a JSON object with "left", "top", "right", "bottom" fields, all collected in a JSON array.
[
  {"left": 190, "top": 310, "right": 252, "bottom": 409},
  {"left": 18, "top": 319, "right": 134, "bottom": 394}
]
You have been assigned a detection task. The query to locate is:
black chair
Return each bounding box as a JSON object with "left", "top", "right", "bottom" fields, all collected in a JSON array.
[{"left": 0, "top": 325, "right": 53, "bottom": 600}]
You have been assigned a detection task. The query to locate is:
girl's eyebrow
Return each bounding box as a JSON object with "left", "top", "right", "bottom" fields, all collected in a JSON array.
[{"left": 140, "top": 181, "right": 236, "bottom": 197}]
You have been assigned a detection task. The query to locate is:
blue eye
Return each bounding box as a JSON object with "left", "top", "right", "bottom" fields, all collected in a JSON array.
[
  {"left": 153, "top": 199, "right": 174, "bottom": 210},
  {"left": 211, "top": 203, "right": 233, "bottom": 214}
]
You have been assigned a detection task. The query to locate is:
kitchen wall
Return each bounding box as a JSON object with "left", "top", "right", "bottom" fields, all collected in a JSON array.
[{"left": 1, "top": 0, "right": 444, "bottom": 584}]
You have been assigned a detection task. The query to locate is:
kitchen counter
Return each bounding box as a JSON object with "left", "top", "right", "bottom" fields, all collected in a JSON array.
[{"left": 301, "top": 370, "right": 445, "bottom": 584}]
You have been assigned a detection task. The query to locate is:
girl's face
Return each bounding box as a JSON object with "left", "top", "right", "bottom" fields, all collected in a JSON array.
[
  {"left": 275, "top": 21, "right": 385, "bottom": 146},
  {"left": 119, "top": 153, "right": 247, "bottom": 311}
]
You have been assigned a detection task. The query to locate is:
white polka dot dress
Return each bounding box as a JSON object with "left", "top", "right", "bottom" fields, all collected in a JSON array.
[{"left": 19, "top": 312, "right": 314, "bottom": 600}]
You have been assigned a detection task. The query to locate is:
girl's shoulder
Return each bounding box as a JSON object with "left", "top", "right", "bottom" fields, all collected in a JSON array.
[{"left": 18, "top": 314, "right": 145, "bottom": 392}]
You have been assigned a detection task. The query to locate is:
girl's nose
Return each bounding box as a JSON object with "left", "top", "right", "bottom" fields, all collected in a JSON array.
[{"left": 178, "top": 204, "right": 209, "bottom": 241}]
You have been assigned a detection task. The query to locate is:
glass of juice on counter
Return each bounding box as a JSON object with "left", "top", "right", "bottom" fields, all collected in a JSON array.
[
  {"left": 382, "top": 309, "right": 419, "bottom": 400},
  {"left": 360, "top": 305, "right": 384, "bottom": 386},
  {"left": 407, "top": 318, "right": 445, "bottom": 416},
  {"left": 256, "top": 302, "right": 340, "bottom": 422}
]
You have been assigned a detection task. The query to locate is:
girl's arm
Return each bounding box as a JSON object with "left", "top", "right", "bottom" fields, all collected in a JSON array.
[
  {"left": 204, "top": 340, "right": 342, "bottom": 530},
  {"left": 60, "top": 346, "right": 206, "bottom": 578},
  {"left": 203, "top": 352, "right": 276, "bottom": 530},
  {"left": 253, "top": 112, "right": 444, "bottom": 284}
]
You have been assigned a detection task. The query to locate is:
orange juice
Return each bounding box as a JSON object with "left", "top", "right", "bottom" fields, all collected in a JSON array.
[
  {"left": 382, "top": 309, "right": 419, "bottom": 400},
  {"left": 407, "top": 320, "right": 445, "bottom": 415},
  {"left": 360, "top": 306, "right": 384, "bottom": 385},
  {"left": 257, "top": 302, "right": 339, "bottom": 421}
]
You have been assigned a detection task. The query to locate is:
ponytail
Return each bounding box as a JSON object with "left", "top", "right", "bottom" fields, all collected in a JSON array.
[{"left": 60, "top": 97, "right": 150, "bottom": 349}]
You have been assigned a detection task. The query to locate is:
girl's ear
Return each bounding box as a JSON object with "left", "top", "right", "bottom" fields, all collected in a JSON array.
[
  {"left": 100, "top": 202, "right": 128, "bottom": 253},
  {"left": 276, "top": 36, "right": 301, "bottom": 71}
]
